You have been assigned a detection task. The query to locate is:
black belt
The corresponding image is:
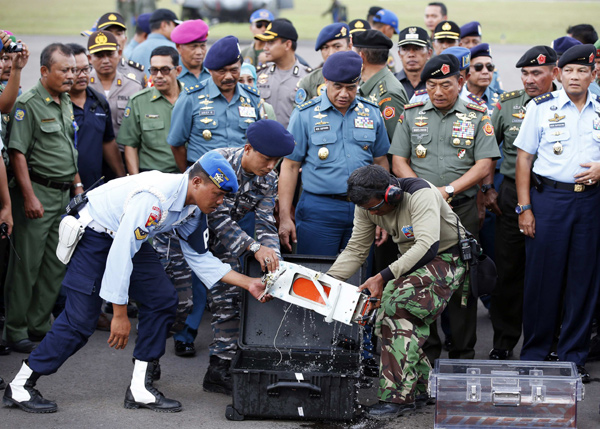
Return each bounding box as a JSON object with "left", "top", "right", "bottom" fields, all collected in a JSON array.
[
  {"left": 443, "top": 244, "right": 461, "bottom": 257},
  {"left": 29, "top": 172, "right": 71, "bottom": 191},
  {"left": 539, "top": 176, "right": 599, "bottom": 193},
  {"left": 450, "top": 195, "right": 475, "bottom": 207},
  {"left": 311, "top": 192, "right": 351, "bottom": 202}
]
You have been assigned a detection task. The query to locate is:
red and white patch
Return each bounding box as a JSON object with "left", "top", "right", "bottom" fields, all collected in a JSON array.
[
  {"left": 590, "top": 53, "right": 595, "bottom": 63},
  {"left": 145, "top": 206, "right": 162, "bottom": 228},
  {"left": 457, "top": 149, "right": 466, "bottom": 159},
  {"left": 483, "top": 122, "right": 495, "bottom": 136},
  {"left": 441, "top": 64, "right": 450, "bottom": 75},
  {"left": 537, "top": 54, "right": 546, "bottom": 64},
  {"left": 383, "top": 106, "right": 395, "bottom": 120}
]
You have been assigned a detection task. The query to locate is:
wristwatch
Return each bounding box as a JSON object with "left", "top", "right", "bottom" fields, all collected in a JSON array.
[
  {"left": 445, "top": 185, "right": 455, "bottom": 202},
  {"left": 480, "top": 183, "right": 495, "bottom": 193},
  {"left": 515, "top": 204, "right": 532, "bottom": 215},
  {"left": 249, "top": 242, "right": 261, "bottom": 253}
]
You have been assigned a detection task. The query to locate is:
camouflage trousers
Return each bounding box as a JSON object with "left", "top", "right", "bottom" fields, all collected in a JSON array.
[
  {"left": 376, "top": 251, "right": 467, "bottom": 404},
  {"left": 207, "top": 254, "right": 242, "bottom": 360},
  {"left": 152, "top": 233, "right": 193, "bottom": 335}
]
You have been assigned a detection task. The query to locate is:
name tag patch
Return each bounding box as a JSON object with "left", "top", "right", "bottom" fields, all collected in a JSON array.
[
  {"left": 314, "top": 125, "right": 331, "bottom": 132},
  {"left": 238, "top": 106, "right": 257, "bottom": 118}
]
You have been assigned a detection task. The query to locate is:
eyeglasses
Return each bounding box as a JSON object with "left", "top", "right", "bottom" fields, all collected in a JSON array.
[
  {"left": 360, "top": 199, "right": 385, "bottom": 212},
  {"left": 75, "top": 65, "right": 93, "bottom": 75},
  {"left": 255, "top": 21, "right": 270, "bottom": 29},
  {"left": 149, "top": 66, "right": 176, "bottom": 76},
  {"left": 58, "top": 68, "right": 78, "bottom": 75},
  {"left": 472, "top": 63, "right": 495, "bottom": 72}
]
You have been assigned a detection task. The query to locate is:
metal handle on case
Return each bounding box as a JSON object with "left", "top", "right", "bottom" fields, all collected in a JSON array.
[{"left": 266, "top": 381, "right": 322, "bottom": 396}]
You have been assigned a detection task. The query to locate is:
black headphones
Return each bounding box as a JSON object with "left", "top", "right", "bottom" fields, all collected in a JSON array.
[{"left": 384, "top": 178, "right": 404, "bottom": 205}]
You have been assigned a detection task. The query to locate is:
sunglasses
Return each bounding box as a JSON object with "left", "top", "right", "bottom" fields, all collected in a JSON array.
[
  {"left": 149, "top": 66, "right": 175, "bottom": 76},
  {"left": 255, "top": 21, "right": 270, "bottom": 29},
  {"left": 472, "top": 63, "right": 495, "bottom": 72},
  {"left": 360, "top": 199, "right": 385, "bottom": 212}
]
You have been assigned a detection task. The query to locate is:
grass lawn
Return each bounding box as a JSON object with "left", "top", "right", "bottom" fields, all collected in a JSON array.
[{"left": 3, "top": 0, "right": 598, "bottom": 45}]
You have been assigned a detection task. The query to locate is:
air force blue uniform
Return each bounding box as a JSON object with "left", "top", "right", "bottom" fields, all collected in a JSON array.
[
  {"left": 287, "top": 90, "right": 390, "bottom": 254},
  {"left": 515, "top": 89, "right": 600, "bottom": 366},
  {"left": 167, "top": 79, "right": 262, "bottom": 163},
  {"left": 27, "top": 170, "right": 234, "bottom": 374}
]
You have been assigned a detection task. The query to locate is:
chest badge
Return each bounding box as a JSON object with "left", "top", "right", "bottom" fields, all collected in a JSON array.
[
  {"left": 512, "top": 111, "right": 526, "bottom": 120},
  {"left": 203, "top": 130, "right": 212, "bottom": 140},
  {"left": 548, "top": 113, "right": 565, "bottom": 122},
  {"left": 457, "top": 149, "right": 466, "bottom": 159},
  {"left": 453, "top": 138, "right": 460, "bottom": 146},
  {"left": 415, "top": 144, "right": 427, "bottom": 158},
  {"left": 313, "top": 112, "right": 327, "bottom": 121},
  {"left": 593, "top": 116, "right": 600, "bottom": 130},
  {"left": 553, "top": 142, "right": 563, "bottom": 155},
  {"left": 199, "top": 99, "right": 214, "bottom": 109},
  {"left": 318, "top": 146, "right": 329, "bottom": 160},
  {"left": 200, "top": 117, "right": 212, "bottom": 124},
  {"left": 414, "top": 116, "right": 428, "bottom": 127}
]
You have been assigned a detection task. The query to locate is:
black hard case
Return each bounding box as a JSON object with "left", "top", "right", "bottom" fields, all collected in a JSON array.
[{"left": 226, "top": 254, "right": 366, "bottom": 421}]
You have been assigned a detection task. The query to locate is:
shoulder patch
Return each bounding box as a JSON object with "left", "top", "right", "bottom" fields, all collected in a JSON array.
[
  {"left": 127, "top": 59, "right": 144, "bottom": 71},
  {"left": 357, "top": 96, "right": 378, "bottom": 108},
  {"left": 533, "top": 92, "right": 554, "bottom": 105},
  {"left": 124, "top": 107, "right": 131, "bottom": 118},
  {"left": 466, "top": 103, "right": 486, "bottom": 113},
  {"left": 499, "top": 89, "right": 525, "bottom": 102},
  {"left": 134, "top": 227, "right": 148, "bottom": 240},
  {"left": 414, "top": 89, "right": 427, "bottom": 96},
  {"left": 14, "top": 108, "right": 25, "bottom": 121},
  {"left": 404, "top": 101, "right": 425, "bottom": 110},
  {"left": 295, "top": 87, "right": 307, "bottom": 104},
  {"left": 297, "top": 97, "right": 319, "bottom": 111}
]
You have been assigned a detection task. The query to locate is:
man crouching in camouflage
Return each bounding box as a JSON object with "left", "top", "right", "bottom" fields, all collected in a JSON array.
[
  {"left": 203, "top": 119, "right": 295, "bottom": 395},
  {"left": 327, "top": 165, "right": 469, "bottom": 419}
]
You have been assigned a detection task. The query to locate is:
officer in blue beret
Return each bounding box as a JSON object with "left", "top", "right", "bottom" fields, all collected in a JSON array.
[
  {"left": 2, "top": 151, "right": 270, "bottom": 413},
  {"left": 297, "top": 23, "right": 352, "bottom": 103},
  {"left": 168, "top": 35, "right": 263, "bottom": 171},
  {"left": 202, "top": 120, "right": 295, "bottom": 394},
  {"left": 515, "top": 43, "right": 600, "bottom": 383},
  {"left": 552, "top": 36, "right": 583, "bottom": 59},
  {"left": 461, "top": 43, "right": 504, "bottom": 112},
  {"left": 372, "top": 9, "right": 399, "bottom": 72},
  {"left": 279, "top": 50, "right": 390, "bottom": 257},
  {"left": 459, "top": 21, "right": 482, "bottom": 49}
]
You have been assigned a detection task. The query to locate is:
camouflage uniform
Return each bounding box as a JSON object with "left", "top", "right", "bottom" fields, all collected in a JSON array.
[
  {"left": 377, "top": 253, "right": 467, "bottom": 403},
  {"left": 207, "top": 146, "right": 281, "bottom": 359},
  {"left": 152, "top": 233, "right": 193, "bottom": 335}
]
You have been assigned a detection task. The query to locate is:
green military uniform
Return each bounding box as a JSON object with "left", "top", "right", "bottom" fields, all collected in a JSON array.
[
  {"left": 3, "top": 80, "right": 78, "bottom": 343},
  {"left": 296, "top": 68, "right": 325, "bottom": 103},
  {"left": 241, "top": 43, "right": 264, "bottom": 68},
  {"left": 359, "top": 67, "right": 409, "bottom": 140},
  {"left": 118, "top": 84, "right": 181, "bottom": 173},
  {"left": 389, "top": 97, "right": 500, "bottom": 361}
]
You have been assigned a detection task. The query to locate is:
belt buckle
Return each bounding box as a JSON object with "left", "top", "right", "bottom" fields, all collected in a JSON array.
[{"left": 574, "top": 183, "right": 585, "bottom": 192}]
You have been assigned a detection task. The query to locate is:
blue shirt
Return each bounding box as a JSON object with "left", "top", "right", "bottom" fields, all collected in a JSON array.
[
  {"left": 123, "top": 40, "right": 139, "bottom": 60},
  {"left": 73, "top": 87, "right": 114, "bottom": 189},
  {"left": 178, "top": 64, "right": 211, "bottom": 89},
  {"left": 167, "top": 79, "right": 261, "bottom": 162},
  {"left": 286, "top": 89, "right": 390, "bottom": 194},
  {"left": 514, "top": 89, "right": 600, "bottom": 183},
  {"left": 129, "top": 33, "right": 177, "bottom": 76},
  {"left": 86, "top": 171, "right": 231, "bottom": 304}
]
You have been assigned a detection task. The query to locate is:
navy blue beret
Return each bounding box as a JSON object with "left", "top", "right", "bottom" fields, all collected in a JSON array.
[
  {"left": 552, "top": 36, "right": 582, "bottom": 56},
  {"left": 470, "top": 43, "right": 492, "bottom": 60},
  {"left": 247, "top": 120, "right": 295, "bottom": 157},
  {"left": 421, "top": 54, "right": 460, "bottom": 81},
  {"left": 204, "top": 36, "right": 242, "bottom": 70},
  {"left": 315, "top": 23, "right": 350, "bottom": 51},
  {"left": 444, "top": 47, "right": 471, "bottom": 70},
  {"left": 197, "top": 151, "right": 239, "bottom": 193},
  {"left": 460, "top": 21, "right": 482, "bottom": 39},
  {"left": 558, "top": 43, "right": 596, "bottom": 68},
  {"left": 516, "top": 45, "right": 557, "bottom": 68},
  {"left": 322, "top": 51, "right": 363, "bottom": 83}
]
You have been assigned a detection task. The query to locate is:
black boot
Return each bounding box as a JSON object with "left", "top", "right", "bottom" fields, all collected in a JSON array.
[
  {"left": 132, "top": 358, "right": 161, "bottom": 381},
  {"left": 202, "top": 355, "right": 232, "bottom": 395},
  {"left": 0, "top": 377, "right": 5, "bottom": 390},
  {"left": 124, "top": 360, "right": 181, "bottom": 412},
  {"left": 367, "top": 401, "right": 416, "bottom": 419},
  {"left": 2, "top": 361, "right": 57, "bottom": 413}
]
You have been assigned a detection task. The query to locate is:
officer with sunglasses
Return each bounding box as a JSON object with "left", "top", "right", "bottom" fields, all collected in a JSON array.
[
  {"left": 460, "top": 43, "right": 504, "bottom": 115},
  {"left": 241, "top": 9, "right": 274, "bottom": 67}
]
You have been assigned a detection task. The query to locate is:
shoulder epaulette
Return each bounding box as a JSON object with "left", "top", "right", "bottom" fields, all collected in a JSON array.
[
  {"left": 466, "top": 103, "right": 486, "bottom": 113},
  {"left": 296, "top": 97, "right": 319, "bottom": 110},
  {"left": 414, "top": 89, "right": 427, "bottom": 96},
  {"left": 19, "top": 90, "right": 35, "bottom": 104},
  {"left": 357, "top": 95, "right": 378, "bottom": 108},
  {"left": 499, "top": 89, "right": 525, "bottom": 102},
  {"left": 127, "top": 59, "right": 144, "bottom": 71},
  {"left": 256, "top": 64, "right": 269, "bottom": 72},
  {"left": 378, "top": 81, "right": 387, "bottom": 96},
  {"left": 467, "top": 93, "right": 485, "bottom": 105},
  {"left": 306, "top": 67, "right": 313, "bottom": 72},
  {"left": 533, "top": 92, "right": 554, "bottom": 104},
  {"left": 240, "top": 84, "right": 260, "bottom": 98},
  {"left": 123, "top": 72, "right": 139, "bottom": 83},
  {"left": 269, "top": 64, "right": 276, "bottom": 73},
  {"left": 404, "top": 101, "right": 425, "bottom": 110},
  {"left": 129, "top": 87, "right": 152, "bottom": 101},
  {"left": 184, "top": 81, "right": 207, "bottom": 94}
]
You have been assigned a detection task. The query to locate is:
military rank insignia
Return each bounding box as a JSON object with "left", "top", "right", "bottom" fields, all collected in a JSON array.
[
  {"left": 14, "top": 108, "right": 25, "bottom": 121},
  {"left": 354, "top": 117, "right": 374, "bottom": 129},
  {"left": 134, "top": 227, "right": 148, "bottom": 240}
]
